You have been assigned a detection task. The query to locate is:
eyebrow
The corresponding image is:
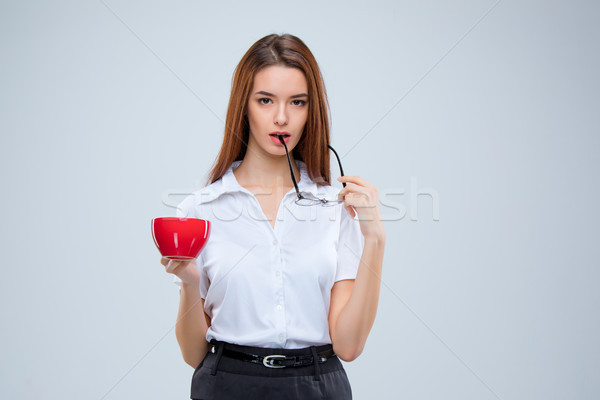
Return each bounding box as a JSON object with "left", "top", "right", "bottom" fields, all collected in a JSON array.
[{"left": 254, "top": 90, "right": 308, "bottom": 99}]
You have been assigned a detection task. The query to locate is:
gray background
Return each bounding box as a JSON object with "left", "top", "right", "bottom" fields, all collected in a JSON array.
[{"left": 1, "top": 0, "right": 598, "bottom": 399}]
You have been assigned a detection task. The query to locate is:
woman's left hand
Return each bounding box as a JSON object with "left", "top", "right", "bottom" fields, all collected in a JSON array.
[{"left": 337, "top": 175, "right": 386, "bottom": 241}]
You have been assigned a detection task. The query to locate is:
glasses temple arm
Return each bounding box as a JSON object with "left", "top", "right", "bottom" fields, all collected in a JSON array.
[
  {"left": 278, "top": 135, "right": 302, "bottom": 198},
  {"left": 327, "top": 144, "right": 346, "bottom": 188}
]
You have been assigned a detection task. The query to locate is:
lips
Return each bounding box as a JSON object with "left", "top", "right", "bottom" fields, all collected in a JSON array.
[
  {"left": 269, "top": 132, "right": 290, "bottom": 138},
  {"left": 269, "top": 132, "right": 291, "bottom": 144}
]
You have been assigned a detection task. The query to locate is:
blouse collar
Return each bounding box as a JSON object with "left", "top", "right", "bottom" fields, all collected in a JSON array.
[{"left": 196, "top": 159, "right": 320, "bottom": 204}]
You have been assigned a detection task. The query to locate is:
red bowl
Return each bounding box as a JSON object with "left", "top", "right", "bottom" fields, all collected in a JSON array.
[{"left": 151, "top": 217, "right": 211, "bottom": 260}]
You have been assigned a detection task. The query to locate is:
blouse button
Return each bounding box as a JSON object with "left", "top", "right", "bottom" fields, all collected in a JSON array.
[
  {"left": 272, "top": 239, "right": 278, "bottom": 246},
  {"left": 276, "top": 304, "right": 283, "bottom": 311},
  {"left": 275, "top": 270, "right": 281, "bottom": 277},
  {"left": 278, "top": 333, "right": 285, "bottom": 341}
]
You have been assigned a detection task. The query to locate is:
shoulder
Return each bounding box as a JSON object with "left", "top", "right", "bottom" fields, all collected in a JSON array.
[{"left": 176, "top": 179, "right": 226, "bottom": 217}]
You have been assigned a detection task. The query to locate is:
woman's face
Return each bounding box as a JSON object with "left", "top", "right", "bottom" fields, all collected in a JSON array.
[{"left": 246, "top": 65, "right": 309, "bottom": 158}]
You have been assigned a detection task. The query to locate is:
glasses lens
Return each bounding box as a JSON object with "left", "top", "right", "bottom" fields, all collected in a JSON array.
[
  {"left": 296, "top": 197, "right": 321, "bottom": 206},
  {"left": 322, "top": 198, "right": 345, "bottom": 207},
  {"left": 296, "top": 196, "right": 344, "bottom": 207}
]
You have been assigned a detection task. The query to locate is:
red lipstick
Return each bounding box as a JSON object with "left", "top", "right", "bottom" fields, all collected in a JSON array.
[{"left": 269, "top": 132, "right": 290, "bottom": 145}]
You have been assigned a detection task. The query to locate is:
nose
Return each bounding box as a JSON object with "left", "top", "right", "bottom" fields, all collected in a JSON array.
[{"left": 274, "top": 104, "right": 288, "bottom": 126}]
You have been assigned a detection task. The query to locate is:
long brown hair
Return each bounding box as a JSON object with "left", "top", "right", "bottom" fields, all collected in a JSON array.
[{"left": 206, "top": 33, "right": 333, "bottom": 187}]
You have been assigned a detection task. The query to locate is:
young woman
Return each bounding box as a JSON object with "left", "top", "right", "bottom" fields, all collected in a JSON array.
[{"left": 161, "top": 33, "right": 386, "bottom": 400}]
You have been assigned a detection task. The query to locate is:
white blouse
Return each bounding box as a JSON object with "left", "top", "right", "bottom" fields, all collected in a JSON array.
[{"left": 173, "top": 159, "right": 364, "bottom": 349}]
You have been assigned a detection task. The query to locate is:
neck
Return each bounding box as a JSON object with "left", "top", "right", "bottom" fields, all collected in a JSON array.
[{"left": 233, "top": 151, "right": 301, "bottom": 190}]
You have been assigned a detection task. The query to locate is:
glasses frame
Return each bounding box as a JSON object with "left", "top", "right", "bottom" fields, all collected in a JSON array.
[{"left": 277, "top": 134, "right": 347, "bottom": 206}]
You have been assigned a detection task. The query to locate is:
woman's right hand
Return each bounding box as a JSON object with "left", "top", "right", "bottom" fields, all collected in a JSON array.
[{"left": 160, "top": 257, "right": 200, "bottom": 286}]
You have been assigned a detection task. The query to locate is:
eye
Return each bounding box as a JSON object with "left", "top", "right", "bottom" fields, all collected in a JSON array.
[
  {"left": 292, "top": 100, "right": 306, "bottom": 106},
  {"left": 258, "top": 98, "right": 272, "bottom": 105}
]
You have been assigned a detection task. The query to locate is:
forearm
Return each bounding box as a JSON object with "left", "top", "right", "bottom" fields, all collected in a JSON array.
[
  {"left": 175, "top": 282, "right": 210, "bottom": 368},
  {"left": 333, "top": 234, "right": 385, "bottom": 360}
]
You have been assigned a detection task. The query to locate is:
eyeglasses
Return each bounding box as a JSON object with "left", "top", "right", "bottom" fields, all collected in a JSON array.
[{"left": 276, "top": 134, "right": 346, "bottom": 206}]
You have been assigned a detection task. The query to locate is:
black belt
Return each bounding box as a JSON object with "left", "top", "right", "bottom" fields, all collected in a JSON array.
[{"left": 210, "top": 343, "right": 336, "bottom": 368}]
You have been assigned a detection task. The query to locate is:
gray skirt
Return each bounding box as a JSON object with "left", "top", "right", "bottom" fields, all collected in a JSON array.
[{"left": 191, "top": 340, "right": 353, "bottom": 400}]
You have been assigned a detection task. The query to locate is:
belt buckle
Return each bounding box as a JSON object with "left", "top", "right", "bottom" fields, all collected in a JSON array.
[{"left": 263, "top": 354, "right": 287, "bottom": 368}]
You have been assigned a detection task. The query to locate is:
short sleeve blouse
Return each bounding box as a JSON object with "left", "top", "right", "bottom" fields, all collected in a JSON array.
[{"left": 173, "top": 160, "right": 364, "bottom": 349}]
